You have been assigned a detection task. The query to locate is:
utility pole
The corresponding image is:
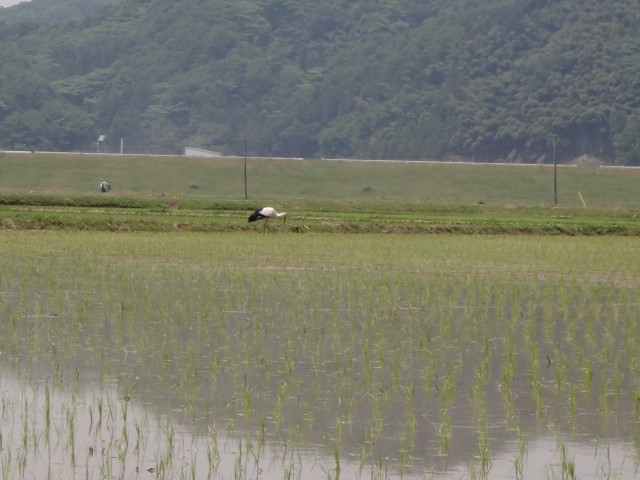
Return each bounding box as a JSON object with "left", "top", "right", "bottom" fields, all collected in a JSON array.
[
  {"left": 551, "top": 134, "right": 558, "bottom": 206},
  {"left": 243, "top": 136, "right": 248, "bottom": 199}
]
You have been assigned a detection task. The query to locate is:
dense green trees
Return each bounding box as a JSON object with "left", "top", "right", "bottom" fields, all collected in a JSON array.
[{"left": 1, "top": 0, "right": 639, "bottom": 164}]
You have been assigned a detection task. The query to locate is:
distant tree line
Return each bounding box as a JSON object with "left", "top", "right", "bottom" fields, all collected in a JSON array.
[{"left": 1, "top": 0, "right": 639, "bottom": 164}]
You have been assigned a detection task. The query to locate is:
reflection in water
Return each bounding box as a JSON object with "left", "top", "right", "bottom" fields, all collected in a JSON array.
[
  {"left": 0, "top": 373, "right": 354, "bottom": 479},
  {"left": 0, "top": 373, "right": 638, "bottom": 479},
  {"left": 443, "top": 436, "right": 639, "bottom": 479}
]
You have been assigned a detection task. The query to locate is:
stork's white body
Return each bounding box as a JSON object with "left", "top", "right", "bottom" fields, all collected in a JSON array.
[{"left": 248, "top": 207, "right": 287, "bottom": 231}]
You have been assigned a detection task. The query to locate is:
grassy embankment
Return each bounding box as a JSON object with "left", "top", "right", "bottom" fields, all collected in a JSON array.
[{"left": 0, "top": 151, "right": 638, "bottom": 234}]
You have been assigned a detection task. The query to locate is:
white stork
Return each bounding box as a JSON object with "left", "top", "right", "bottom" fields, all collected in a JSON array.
[
  {"left": 100, "top": 180, "right": 110, "bottom": 193},
  {"left": 248, "top": 207, "right": 287, "bottom": 231}
]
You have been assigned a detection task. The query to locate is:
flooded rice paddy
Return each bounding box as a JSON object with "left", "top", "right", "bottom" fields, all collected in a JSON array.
[{"left": 1, "top": 232, "right": 639, "bottom": 479}]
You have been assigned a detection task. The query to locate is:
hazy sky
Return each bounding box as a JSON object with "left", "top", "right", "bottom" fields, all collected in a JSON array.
[{"left": 0, "top": 0, "right": 30, "bottom": 7}]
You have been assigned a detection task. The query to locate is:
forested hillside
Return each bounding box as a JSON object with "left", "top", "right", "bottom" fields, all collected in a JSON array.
[{"left": 1, "top": 0, "right": 639, "bottom": 164}]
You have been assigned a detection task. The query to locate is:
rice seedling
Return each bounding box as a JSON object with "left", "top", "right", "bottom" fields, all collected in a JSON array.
[
  {"left": 513, "top": 453, "right": 523, "bottom": 479},
  {"left": 558, "top": 441, "right": 576, "bottom": 480}
]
